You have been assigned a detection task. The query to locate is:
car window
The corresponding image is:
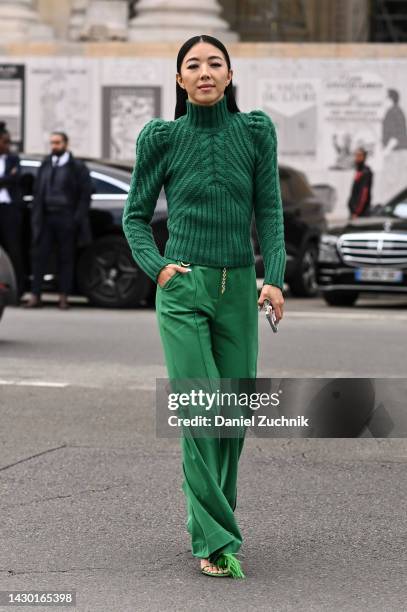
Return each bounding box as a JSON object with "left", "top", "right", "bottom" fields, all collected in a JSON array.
[
  {"left": 90, "top": 172, "right": 129, "bottom": 195},
  {"left": 287, "top": 171, "right": 314, "bottom": 200},
  {"left": 19, "top": 162, "right": 130, "bottom": 200},
  {"left": 383, "top": 188, "right": 407, "bottom": 216}
]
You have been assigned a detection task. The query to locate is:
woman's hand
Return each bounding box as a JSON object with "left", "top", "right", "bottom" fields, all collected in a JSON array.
[
  {"left": 157, "top": 264, "right": 191, "bottom": 288},
  {"left": 258, "top": 284, "right": 285, "bottom": 322}
]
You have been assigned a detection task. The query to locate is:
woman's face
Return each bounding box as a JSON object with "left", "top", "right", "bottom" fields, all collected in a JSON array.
[{"left": 177, "top": 41, "right": 232, "bottom": 106}]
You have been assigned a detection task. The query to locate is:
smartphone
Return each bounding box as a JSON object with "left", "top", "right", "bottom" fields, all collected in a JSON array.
[{"left": 263, "top": 299, "right": 279, "bottom": 333}]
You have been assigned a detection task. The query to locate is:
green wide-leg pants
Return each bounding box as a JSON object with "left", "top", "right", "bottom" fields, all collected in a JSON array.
[{"left": 155, "top": 260, "right": 259, "bottom": 563}]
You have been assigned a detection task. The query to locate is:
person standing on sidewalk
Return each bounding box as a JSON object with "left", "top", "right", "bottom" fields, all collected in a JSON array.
[
  {"left": 122, "top": 35, "right": 286, "bottom": 579},
  {"left": 25, "top": 132, "right": 92, "bottom": 309},
  {"left": 348, "top": 147, "right": 373, "bottom": 219},
  {"left": 0, "top": 123, "right": 25, "bottom": 299}
]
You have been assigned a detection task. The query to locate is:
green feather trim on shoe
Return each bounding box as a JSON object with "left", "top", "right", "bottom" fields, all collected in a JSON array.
[{"left": 215, "top": 553, "right": 245, "bottom": 579}]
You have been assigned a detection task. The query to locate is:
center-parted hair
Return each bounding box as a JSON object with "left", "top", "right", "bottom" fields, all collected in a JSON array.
[{"left": 175, "top": 34, "right": 240, "bottom": 120}]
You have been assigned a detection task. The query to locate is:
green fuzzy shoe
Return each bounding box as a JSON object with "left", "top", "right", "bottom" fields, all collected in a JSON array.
[{"left": 213, "top": 553, "right": 246, "bottom": 579}]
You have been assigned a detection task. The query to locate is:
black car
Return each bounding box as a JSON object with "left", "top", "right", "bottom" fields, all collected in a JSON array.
[
  {"left": 317, "top": 192, "right": 407, "bottom": 306},
  {"left": 18, "top": 156, "right": 327, "bottom": 307},
  {"left": 0, "top": 247, "right": 18, "bottom": 321},
  {"left": 255, "top": 165, "right": 327, "bottom": 297}
]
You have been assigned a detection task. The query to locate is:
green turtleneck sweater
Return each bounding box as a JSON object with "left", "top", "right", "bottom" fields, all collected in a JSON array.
[{"left": 122, "top": 94, "right": 286, "bottom": 289}]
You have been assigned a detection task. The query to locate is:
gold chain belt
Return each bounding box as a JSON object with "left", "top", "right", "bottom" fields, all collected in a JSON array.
[
  {"left": 221, "top": 267, "right": 227, "bottom": 294},
  {"left": 178, "top": 261, "right": 227, "bottom": 293}
]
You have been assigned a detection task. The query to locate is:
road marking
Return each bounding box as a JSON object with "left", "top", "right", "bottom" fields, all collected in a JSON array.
[
  {"left": 280, "top": 311, "right": 407, "bottom": 321},
  {"left": 0, "top": 380, "right": 69, "bottom": 387}
]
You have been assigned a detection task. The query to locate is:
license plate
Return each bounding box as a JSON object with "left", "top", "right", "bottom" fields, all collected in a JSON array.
[{"left": 354, "top": 267, "right": 403, "bottom": 282}]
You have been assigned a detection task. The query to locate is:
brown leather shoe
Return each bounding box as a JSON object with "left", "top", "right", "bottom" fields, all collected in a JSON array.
[
  {"left": 23, "top": 295, "right": 43, "bottom": 308},
  {"left": 58, "top": 295, "right": 70, "bottom": 310}
]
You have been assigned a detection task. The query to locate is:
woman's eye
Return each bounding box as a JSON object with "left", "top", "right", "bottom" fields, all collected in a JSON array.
[{"left": 187, "top": 63, "right": 222, "bottom": 69}]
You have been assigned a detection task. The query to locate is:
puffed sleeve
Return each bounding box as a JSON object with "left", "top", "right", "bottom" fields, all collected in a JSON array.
[
  {"left": 122, "top": 118, "right": 174, "bottom": 282},
  {"left": 248, "top": 110, "right": 286, "bottom": 290}
]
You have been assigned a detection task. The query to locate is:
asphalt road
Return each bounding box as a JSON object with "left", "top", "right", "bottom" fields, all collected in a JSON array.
[{"left": 0, "top": 293, "right": 406, "bottom": 612}]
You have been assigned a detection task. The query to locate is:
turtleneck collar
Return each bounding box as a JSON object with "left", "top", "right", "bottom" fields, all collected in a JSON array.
[{"left": 184, "top": 94, "right": 231, "bottom": 130}]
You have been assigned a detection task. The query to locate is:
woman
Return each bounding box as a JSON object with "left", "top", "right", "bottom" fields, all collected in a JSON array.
[{"left": 122, "top": 34, "right": 286, "bottom": 579}]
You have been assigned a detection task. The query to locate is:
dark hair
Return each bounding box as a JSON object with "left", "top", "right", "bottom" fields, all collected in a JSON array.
[
  {"left": 356, "top": 147, "right": 368, "bottom": 159},
  {"left": 0, "top": 121, "right": 9, "bottom": 138},
  {"left": 388, "top": 88, "right": 400, "bottom": 105},
  {"left": 175, "top": 34, "right": 240, "bottom": 120},
  {"left": 51, "top": 131, "right": 69, "bottom": 144}
]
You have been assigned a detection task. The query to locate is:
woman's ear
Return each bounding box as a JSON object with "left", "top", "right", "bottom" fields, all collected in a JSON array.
[{"left": 176, "top": 73, "right": 185, "bottom": 89}]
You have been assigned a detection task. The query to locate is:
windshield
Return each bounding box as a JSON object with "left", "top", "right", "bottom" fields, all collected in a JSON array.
[{"left": 376, "top": 189, "right": 407, "bottom": 217}]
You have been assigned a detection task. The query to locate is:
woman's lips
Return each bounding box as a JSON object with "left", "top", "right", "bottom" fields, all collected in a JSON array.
[{"left": 198, "top": 85, "right": 214, "bottom": 90}]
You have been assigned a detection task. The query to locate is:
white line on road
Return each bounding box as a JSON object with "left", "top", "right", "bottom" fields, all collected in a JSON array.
[
  {"left": 0, "top": 380, "right": 69, "bottom": 387},
  {"left": 283, "top": 311, "right": 407, "bottom": 321}
]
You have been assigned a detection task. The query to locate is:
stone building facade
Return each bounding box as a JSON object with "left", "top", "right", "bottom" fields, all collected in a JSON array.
[{"left": 0, "top": 0, "right": 371, "bottom": 44}]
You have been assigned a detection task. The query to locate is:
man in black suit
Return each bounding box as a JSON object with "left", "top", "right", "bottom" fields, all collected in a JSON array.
[
  {"left": 25, "top": 131, "right": 92, "bottom": 309},
  {"left": 0, "top": 124, "right": 25, "bottom": 299}
]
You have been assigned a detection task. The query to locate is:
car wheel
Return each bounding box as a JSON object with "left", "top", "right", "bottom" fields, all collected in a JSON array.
[
  {"left": 76, "top": 236, "right": 151, "bottom": 308},
  {"left": 322, "top": 291, "right": 359, "bottom": 307},
  {"left": 289, "top": 243, "right": 319, "bottom": 297}
]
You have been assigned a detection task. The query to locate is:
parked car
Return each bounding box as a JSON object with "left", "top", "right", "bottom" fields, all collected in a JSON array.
[
  {"left": 254, "top": 166, "right": 327, "bottom": 297},
  {"left": 18, "top": 155, "right": 327, "bottom": 307},
  {"left": 0, "top": 247, "right": 18, "bottom": 322},
  {"left": 317, "top": 191, "right": 407, "bottom": 306}
]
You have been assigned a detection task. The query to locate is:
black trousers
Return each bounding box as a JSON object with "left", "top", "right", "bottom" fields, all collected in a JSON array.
[
  {"left": 31, "top": 209, "right": 76, "bottom": 296},
  {"left": 0, "top": 202, "right": 25, "bottom": 297}
]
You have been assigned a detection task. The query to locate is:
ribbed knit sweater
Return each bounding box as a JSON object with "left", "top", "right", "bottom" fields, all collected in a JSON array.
[{"left": 122, "top": 94, "right": 286, "bottom": 289}]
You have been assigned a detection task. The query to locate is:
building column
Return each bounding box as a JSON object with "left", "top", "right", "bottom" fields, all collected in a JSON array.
[
  {"left": 0, "top": 0, "right": 54, "bottom": 42},
  {"left": 68, "top": 0, "right": 89, "bottom": 40},
  {"left": 128, "top": 0, "right": 239, "bottom": 42},
  {"left": 80, "top": 0, "right": 128, "bottom": 40},
  {"left": 332, "top": 0, "right": 370, "bottom": 42}
]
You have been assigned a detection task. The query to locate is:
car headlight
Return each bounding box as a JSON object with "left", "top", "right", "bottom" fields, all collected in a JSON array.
[{"left": 318, "top": 234, "right": 341, "bottom": 263}]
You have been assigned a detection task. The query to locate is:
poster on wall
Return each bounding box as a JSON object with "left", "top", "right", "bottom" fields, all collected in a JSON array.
[
  {"left": 258, "top": 78, "right": 320, "bottom": 161},
  {"left": 26, "top": 62, "right": 93, "bottom": 155},
  {"left": 0, "top": 64, "right": 25, "bottom": 152},
  {"left": 102, "top": 86, "right": 161, "bottom": 161},
  {"left": 253, "top": 60, "right": 407, "bottom": 217},
  {"left": 374, "top": 81, "right": 407, "bottom": 203},
  {"left": 320, "top": 67, "right": 407, "bottom": 206},
  {"left": 321, "top": 71, "right": 385, "bottom": 172}
]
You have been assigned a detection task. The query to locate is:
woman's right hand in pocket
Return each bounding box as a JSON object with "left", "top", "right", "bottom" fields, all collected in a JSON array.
[{"left": 157, "top": 264, "right": 191, "bottom": 288}]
